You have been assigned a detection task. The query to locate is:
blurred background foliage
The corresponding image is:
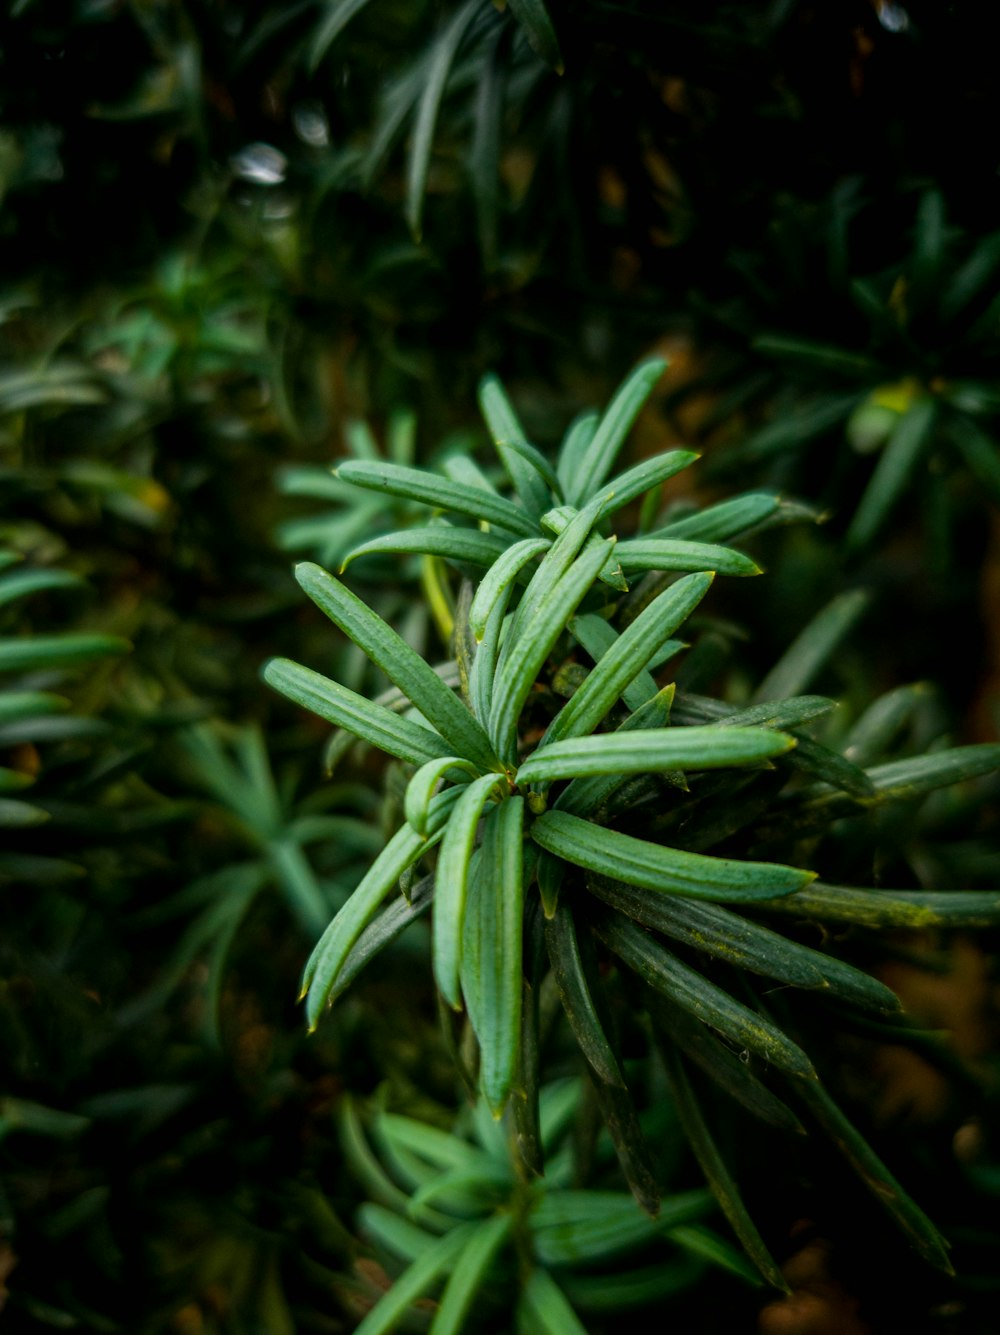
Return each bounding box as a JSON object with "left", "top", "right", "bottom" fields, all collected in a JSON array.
[{"left": 2, "top": 1, "right": 1000, "bottom": 1330}]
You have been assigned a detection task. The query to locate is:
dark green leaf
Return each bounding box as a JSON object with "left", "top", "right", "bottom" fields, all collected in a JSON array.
[
  {"left": 753, "top": 883, "right": 1000, "bottom": 929},
  {"left": 847, "top": 399, "right": 938, "bottom": 551},
  {"left": 545, "top": 901, "right": 623, "bottom": 1086},
  {"left": 660, "top": 1046, "right": 787, "bottom": 1290},
  {"left": 406, "top": 1, "right": 481, "bottom": 240},
  {"left": 507, "top": 0, "right": 564, "bottom": 72},
  {"left": 753, "top": 590, "right": 868, "bottom": 702},
  {"left": 649, "top": 492, "right": 782, "bottom": 542},
  {"left": 308, "top": 0, "right": 376, "bottom": 72},
  {"left": 0, "top": 633, "right": 130, "bottom": 674},
  {"left": 589, "top": 877, "right": 900, "bottom": 1014},
  {"left": 650, "top": 997, "right": 804, "bottom": 1132},
  {"left": 792, "top": 1079, "right": 952, "bottom": 1273},
  {"left": 596, "top": 914, "right": 816, "bottom": 1078}
]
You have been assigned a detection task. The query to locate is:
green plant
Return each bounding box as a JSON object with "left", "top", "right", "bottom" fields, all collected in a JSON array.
[
  {"left": 265, "top": 356, "right": 1000, "bottom": 1296},
  {"left": 340, "top": 1078, "right": 762, "bottom": 1335}
]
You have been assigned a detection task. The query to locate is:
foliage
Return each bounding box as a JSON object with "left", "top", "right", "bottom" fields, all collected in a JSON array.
[
  {"left": 3, "top": 2, "right": 1000, "bottom": 1332},
  {"left": 266, "top": 358, "right": 1000, "bottom": 1309}
]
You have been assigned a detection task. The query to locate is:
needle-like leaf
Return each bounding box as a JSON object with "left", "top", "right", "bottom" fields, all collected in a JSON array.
[
  {"left": 295, "top": 563, "right": 499, "bottom": 771},
  {"left": 433, "top": 773, "right": 506, "bottom": 1008},
  {"left": 531, "top": 810, "right": 813, "bottom": 902},
  {"left": 337, "top": 460, "right": 537, "bottom": 537},
  {"left": 567, "top": 358, "right": 666, "bottom": 505},
  {"left": 264, "top": 658, "right": 452, "bottom": 767}
]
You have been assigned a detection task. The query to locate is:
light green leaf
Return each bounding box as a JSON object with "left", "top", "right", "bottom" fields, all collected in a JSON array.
[
  {"left": 431, "top": 1214, "right": 512, "bottom": 1335},
  {"left": 497, "top": 435, "right": 562, "bottom": 499},
  {"left": 463, "top": 798, "right": 524, "bottom": 1116},
  {"left": 405, "top": 757, "right": 481, "bottom": 836},
  {"left": 378, "top": 1113, "right": 493, "bottom": 1175},
  {"left": 0, "top": 691, "right": 69, "bottom": 725},
  {"left": 0, "top": 798, "right": 49, "bottom": 827},
  {"left": 567, "top": 358, "right": 667, "bottom": 506},
  {"left": 470, "top": 538, "right": 550, "bottom": 641},
  {"left": 329, "top": 874, "right": 435, "bottom": 1003},
  {"left": 434, "top": 773, "right": 506, "bottom": 1008},
  {"left": 302, "top": 790, "right": 458, "bottom": 1028},
  {"left": 359, "top": 1203, "right": 437, "bottom": 1263},
  {"left": 501, "top": 495, "right": 609, "bottom": 662},
  {"left": 336, "top": 460, "right": 537, "bottom": 537},
  {"left": 616, "top": 538, "right": 760, "bottom": 578},
  {"left": 569, "top": 612, "right": 658, "bottom": 711},
  {"left": 531, "top": 1188, "right": 711, "bottom": 1265},
  {"left": 649, "top": 492, "right": 782, "bottom": 542},
  {"left": 531, "top": 810, "right": 813, "bottom": 902},
  {"left": 518, "top": 727, "right": 793, "bottom": 785},
  {"left": 517, "top": 1269, "right": 588, "bottom": 1335},
  {"left": 556, "top": 685, "right": 676, "bottom": 818},
  {"left": 543, "top": 571, "right": 714, "bottom": 745},
  {"left": 539, "top": 506, "right": 627, "bottom": 590},
  {"left": 295, "top": 563, "right": 499, "bottom": 771},
  {"left": 354, "top": 1224, "right": 477, "bottom": 1335},
  {"left": 490, "top": 537, "right": 614, "bottom": 764},
  {"left": 591, "top": 449, "right": 699, "bottom": 516},
  {"left": 0, "top": 568, "right": 81, "bottom": 608},
  {"left": 264, "top": 658, "right": 452, "bottom": 766},
  {"left": 556, "top": 410, "right": 598, "bottom": 498},
  {"left": 342, "top": 525, "right": 509, "bottom": 572},
  {"left": 477, "top": 374, "right": 551, "bottom": 518},
  {"left": 340, "top": 1098, "right": 427, "bottom": 1220}
]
